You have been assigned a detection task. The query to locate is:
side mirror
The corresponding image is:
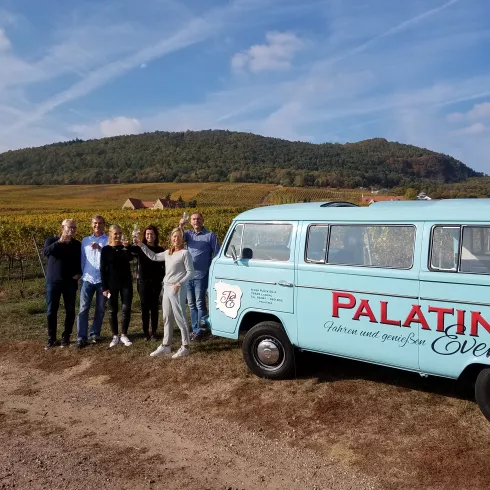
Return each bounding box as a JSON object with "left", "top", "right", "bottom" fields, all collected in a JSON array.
[
  {"left": 242, "top": 247, "right": 253, "bottom": 260},
  {"left": 230, "top": 245, "right": 238, "bottom": 262}
]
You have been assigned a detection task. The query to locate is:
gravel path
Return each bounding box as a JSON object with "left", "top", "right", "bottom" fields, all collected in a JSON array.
[{"left": 0, "top": 354, "right": 380, "bottom": 490}]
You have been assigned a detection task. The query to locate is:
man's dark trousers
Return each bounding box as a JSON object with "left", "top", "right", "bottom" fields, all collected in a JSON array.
[{"left": 46, "top": 279, "right": 78, "bottom": 343}]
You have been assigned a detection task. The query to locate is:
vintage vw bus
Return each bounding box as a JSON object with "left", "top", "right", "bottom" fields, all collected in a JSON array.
[{"left": 207, "top": 200, "right": 490, "bottom": 421}]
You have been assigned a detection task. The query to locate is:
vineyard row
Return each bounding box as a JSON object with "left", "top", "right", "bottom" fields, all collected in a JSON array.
[{"left": 0, "top": 207, "right": 243, "bottom": 262}]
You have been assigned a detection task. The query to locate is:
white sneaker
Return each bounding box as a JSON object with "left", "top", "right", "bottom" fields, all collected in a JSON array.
[
  {"left": 109, "top": 336, "right": 119, "bottom": 348},
  {"left": 120, "top": 335, "right": 132, "bottom": 347},
  {"left": 171, "top": 346, "right": 190, "bottom": 359},
  {"left": 150, "top": 345, "right": 171, "bottom": 357}
]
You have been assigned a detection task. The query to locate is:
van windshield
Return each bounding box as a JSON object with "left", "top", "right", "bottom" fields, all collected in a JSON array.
[{"left": 225, "top": 223, "right": 293, "bottom": 262}]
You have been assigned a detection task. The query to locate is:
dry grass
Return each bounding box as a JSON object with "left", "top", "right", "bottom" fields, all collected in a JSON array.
[
  {"left": 0, "top": 183, "right": 365, "bottom": 212},
  {"left": 194, "top": 183, "right": 278, "bottom": 206},
  {"left": 0, "top": 183, "right": 214, "bottom": 212},
  {"left": 1, "top": 277, "right": 490, "bottom": 489},
  {"left": 265, "top": 187, "right": 364, "bottom": 205}
]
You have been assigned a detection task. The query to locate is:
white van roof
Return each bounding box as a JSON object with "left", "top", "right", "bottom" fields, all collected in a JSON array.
[{"left": 235, "top": 199, "right": 490, "bottom": 223}]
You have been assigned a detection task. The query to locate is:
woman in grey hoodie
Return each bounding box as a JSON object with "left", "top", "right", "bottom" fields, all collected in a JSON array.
[{"left": 135, "top": 228, "right": 194, "bottom": 358}]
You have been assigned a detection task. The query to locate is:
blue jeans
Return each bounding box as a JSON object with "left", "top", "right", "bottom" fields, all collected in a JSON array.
[
  {"left": 46, "top": 280, "right": 78, "bottom": 343},
  {"left": 77, "top": 281, "right": 106, "bottom": 341},
  {"left": 186, "top": 274, "right": 208, "bottom": 334}
]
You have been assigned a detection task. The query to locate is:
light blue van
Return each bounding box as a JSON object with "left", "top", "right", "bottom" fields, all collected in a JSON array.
[{"left": 207, "top": 199, "right": 490, "bottom": 422}]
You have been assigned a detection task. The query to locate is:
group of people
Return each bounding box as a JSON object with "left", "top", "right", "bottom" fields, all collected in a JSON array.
[{"left": 43, "top": 212, "right": 220, "bottom": 359}]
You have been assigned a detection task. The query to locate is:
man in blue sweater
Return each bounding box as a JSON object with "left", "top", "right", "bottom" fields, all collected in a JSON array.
[
  {"left": 179, "top": 212, "right": 220, "bottom": 340},
  {"left": 43, "top": 219, "right": 82, "bottom": 349},
  {"left": 76, "top": 215, "right": 108, "bottom": 348}
]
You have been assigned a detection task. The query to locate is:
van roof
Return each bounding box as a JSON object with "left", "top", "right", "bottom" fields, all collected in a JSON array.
[{"left": 234, "top": 199, "right": 490, "bottom": 223}]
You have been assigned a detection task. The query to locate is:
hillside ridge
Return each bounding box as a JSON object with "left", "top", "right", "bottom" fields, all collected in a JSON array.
[{"left": 0, "top": 129, "right": 481, "bottom": 187}]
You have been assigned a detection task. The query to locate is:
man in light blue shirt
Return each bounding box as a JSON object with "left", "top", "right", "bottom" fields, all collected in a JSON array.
[
  {"left": 76, "top": 215, "right": 109, "bottom": 348},
  {"left": 179, "top": 212, "right": 220, "bottom": 340}
]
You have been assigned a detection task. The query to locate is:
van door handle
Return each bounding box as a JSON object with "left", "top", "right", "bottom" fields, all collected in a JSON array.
[{"left": 278, "top": 281, "right": 293, "bottom": 288}]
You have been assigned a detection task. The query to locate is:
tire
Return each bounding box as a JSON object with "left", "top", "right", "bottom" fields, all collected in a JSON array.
[
  {"left": 242, "top": 321, "right": 295, "bottom": 380},
  {"left": 475, "top": 368, "right": 490, "bottom": 422}
]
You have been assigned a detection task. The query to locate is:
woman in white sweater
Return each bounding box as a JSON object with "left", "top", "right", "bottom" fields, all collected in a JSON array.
[{"left": 136, "top": 228, "right": 194, "bottom": 358}]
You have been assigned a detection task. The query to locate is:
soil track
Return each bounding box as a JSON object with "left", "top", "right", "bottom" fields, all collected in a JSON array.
[{"left": 0, "top": 342, "right": 378, "bottom": 490}]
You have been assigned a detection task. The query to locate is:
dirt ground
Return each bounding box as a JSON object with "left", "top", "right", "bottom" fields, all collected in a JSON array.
[
  {"left": 2, "top": 336, "right": 490, "bottom": 490},
  {"left": 0, "top": 342, "right": 378, "bottom": 490}
]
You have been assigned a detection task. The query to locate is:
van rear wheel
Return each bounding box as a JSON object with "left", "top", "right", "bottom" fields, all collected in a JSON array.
[
  {"left": 242, "top": 321, "right": 295, "bottom": 380},
  {"left": 475, "top": 368, "right": 490, "bottom": 422}
]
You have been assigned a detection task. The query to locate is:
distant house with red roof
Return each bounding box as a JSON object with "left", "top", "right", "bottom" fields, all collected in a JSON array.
[
  {"left": 122, "top": 197, "right": 186, "bottom": 210},
  {"left": 153, "top": 198, "right": 185, "bottom": 209},
  {"left": 122, "top": 198, "right": 147, "bottom": 210}
]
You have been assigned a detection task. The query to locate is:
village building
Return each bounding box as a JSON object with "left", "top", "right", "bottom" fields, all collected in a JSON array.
[
  {"left": 122, "top": 198, "right": 147, "bottom": 210},
  {"left": 122, "top": 197, "right": 186, "bottom": 210},
  {"left": 153, "top": 198, "right": 186, "bottom": 209}
]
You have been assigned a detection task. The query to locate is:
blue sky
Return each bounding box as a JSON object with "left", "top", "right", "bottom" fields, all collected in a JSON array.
[{"left": 0, "top": 0, "right": 489, "bottom": 173}]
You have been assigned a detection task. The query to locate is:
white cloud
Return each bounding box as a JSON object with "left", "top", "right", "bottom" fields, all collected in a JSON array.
[
  {"left": 231, "top": 31, "right": 305, "bottom": 73},
  {"left": 71, "top": 116, "right": 142, "bottom": 139},
  {"left": 257, "top": 101, "right": 311, "bottom": 141},
  {"left": 0, "top": 9, "right": 17, "bottom": 27},
  {"left": 452, "top": 122, "right": 486, "bottom": 136},
  {"left": 0, "top": 28, "right": 11, "bottom": 51},
  {"left": 0, "top": 0, "right": 268, "bottom": 138},
  {"left": 446, "top": 112, "right": 464, "bottom": 123},
  {"left": 100, "top": 116, "right": 141, "bottom": 137},
  {"left": 468, "top": 101, "right": 490, "bottom": 121},
  {"left": 447, "top": 101, "right": 490, "bottom": 124}
]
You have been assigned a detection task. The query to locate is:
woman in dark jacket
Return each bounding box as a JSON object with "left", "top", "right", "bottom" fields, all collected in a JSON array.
[
  {"left": 133, "top": 225, "right": 165, "bottom": 340},
  {"left": 101, "top": 225, "right": 134, "bottom": 348}
]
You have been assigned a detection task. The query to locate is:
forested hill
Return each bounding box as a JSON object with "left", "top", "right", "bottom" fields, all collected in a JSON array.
[{"left": 0, "top": 130, "right": 481, "bottom": 187}]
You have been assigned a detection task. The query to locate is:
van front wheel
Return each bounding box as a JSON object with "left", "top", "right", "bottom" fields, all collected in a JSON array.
[
  {"left": 475, "top": 368, "right": 490, "bottom": 422},
  {"left": 242, "top": 322, "right": 294, "bottom": 380}
]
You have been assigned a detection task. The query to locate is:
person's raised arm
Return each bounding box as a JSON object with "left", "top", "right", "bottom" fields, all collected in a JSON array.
[
  {"left": 43, "top": 236, "right": 62, "bottom": 257},
  {"left": 138, "top": 243, "right": 166, "bottom": 262}
]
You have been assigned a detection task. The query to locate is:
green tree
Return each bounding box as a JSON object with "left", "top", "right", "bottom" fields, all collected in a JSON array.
[{"left": 405, "top": 188, "right": 418, "bottom": 200}]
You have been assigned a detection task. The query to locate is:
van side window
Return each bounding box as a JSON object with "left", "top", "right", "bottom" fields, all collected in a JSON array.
[
  {"left": 305, "top": 225, "right": 329, "bottom": 262},
  {"left": 241, "top": 223, "right": 293, "bottom": 261},
  {"left": 430, "top": 226, "right": 460, "bottom": 271},
  {"left": 461, "top": 226, "right": 490, "bottom": 274},
  {"left": 224, "top": 224, "right": 244, "bottom": 258},
  {"left": 430, "top": 225, "right": 490, "bottom": 274},
  {"left": 327, "top": 225, "right": 415, "bottom": 269}
]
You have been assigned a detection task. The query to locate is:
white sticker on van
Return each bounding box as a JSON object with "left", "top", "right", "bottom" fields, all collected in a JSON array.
[{"left": 214, "top": 281, "right": 242, "bottom": 319}]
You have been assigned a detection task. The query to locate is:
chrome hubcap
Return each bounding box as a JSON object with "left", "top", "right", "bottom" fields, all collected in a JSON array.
[{"left": 256, "top": 339, "right": 280, "bottom": 366}]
